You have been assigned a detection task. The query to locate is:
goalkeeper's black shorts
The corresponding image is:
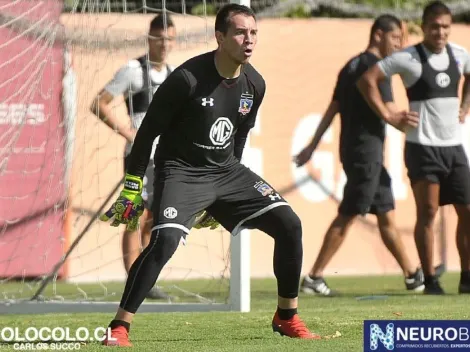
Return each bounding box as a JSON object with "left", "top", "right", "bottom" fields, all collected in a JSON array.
[
  {"left": 150, "top": 163, "right": 289, "bottom": 235},
  {"left": 124, "top": 154, "right": 154, "bottom": 210}
]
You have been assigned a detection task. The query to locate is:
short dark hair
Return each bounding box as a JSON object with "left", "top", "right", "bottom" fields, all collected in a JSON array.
[
  {"left": 215, "top": 4, "right": 256, "bottom": 34},
  {"left": 369, "top": 14, "right": 402, "bottom": 42},
  {"left": 149, "top": 13, "right": 174, "bottom": 32},
  {"left": 422, "top": 1, "right": 452, "bottom": 24}
]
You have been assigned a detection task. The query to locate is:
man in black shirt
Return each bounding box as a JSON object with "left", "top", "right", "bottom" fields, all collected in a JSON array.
[
  {"left": 100, "top": 4, "right": 320, "bottom": 346},
  {"left": 294, "top": 15, "right": 434, "bottom": 296}
]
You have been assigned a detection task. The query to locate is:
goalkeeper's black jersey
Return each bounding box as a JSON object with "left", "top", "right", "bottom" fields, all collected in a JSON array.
[{"left": 126, "top": 50, "right": 266, "bottom": 178}]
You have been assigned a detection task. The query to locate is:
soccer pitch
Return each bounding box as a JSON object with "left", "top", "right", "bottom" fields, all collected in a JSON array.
[{"left": 0, "top": 273, "right": 468, "bottom": 351}]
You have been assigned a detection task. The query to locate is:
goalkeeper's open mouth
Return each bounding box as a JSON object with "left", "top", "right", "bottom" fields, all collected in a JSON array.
[{"left": 243, "top": 48, "right": 253, "bottom": 58}]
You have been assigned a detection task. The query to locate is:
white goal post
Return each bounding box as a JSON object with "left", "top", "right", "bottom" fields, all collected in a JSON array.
[{"left": 227, "top": 0, "right": 253, "bottom": 316}]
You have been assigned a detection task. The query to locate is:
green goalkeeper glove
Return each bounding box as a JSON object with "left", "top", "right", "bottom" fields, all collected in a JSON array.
[
  {"left": 99, "top": 173, "right": 145, "bottom": 231},
  {"left": 193, "top": 211, "right": 220, "bottom": 230}
]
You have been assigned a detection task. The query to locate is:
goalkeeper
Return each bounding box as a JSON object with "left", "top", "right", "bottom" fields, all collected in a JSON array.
[
  {"left": 100, "top": 4, "right": 320, "bottom": 347},
  {"left": 91, "top": 13, "right": 176, "bottom": 300}
]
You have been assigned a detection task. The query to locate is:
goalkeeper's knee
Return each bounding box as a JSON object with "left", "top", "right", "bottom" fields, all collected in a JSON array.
[
  {"left": 250, "top": 206, "right": 303, "bottom": 246},
  {"left": 146, "top": 226, "right": 185, "bottom": 263}
]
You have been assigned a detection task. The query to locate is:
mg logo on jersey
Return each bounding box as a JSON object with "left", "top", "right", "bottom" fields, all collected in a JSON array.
[
  {"left": 163, "top": 207, "right": 178, "bottom": 219},
  {"left": 210, "top": 117, "right": 233, "bottom": 146},
  {"left": 435, "top": 72, "right": 451, "bottom": 88},
  {"left": 201, "top": 97, "right": 214, "bottom": 107}
]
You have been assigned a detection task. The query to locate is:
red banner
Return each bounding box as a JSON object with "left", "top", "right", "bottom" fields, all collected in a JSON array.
[{"left": 0, "top": 1, "right": 66, "bottom": 278}]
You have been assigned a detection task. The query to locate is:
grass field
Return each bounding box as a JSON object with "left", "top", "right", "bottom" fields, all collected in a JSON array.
[{"left": 0, "top": 273, "right": 468, "bottom": 351}]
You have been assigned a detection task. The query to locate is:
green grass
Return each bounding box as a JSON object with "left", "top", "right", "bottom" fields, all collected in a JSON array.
[{"left": 0, "top": 273, "right": 468, "bottom": 351}]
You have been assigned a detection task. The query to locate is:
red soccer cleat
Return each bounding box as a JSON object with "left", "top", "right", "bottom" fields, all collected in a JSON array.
[
  {"left": 272, "top": 312, "right": 321, "bottom": 339},
  {"left": 102, "top": 326, "right": 132, "bottom": 347}
]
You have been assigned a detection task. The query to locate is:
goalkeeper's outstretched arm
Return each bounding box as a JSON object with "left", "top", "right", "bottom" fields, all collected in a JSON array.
[{"left": 100, "top": 68, "right": 192, "bottom": 230}]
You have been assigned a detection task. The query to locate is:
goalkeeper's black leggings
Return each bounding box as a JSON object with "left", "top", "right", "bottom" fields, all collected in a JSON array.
[
  {"left": 247, "top": 206, "right": 303, "bottom": 299},
  {"left": 120, "top": 227, "right": 182, "bottom": 313},
  {"left": 120, "top": 206, "right": 302, "bottom": 313}
]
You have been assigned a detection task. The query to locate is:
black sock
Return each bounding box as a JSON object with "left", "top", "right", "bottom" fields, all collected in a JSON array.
[
  {"left": 277, "top": 307, "right": 297, "bottom": 320},
  {"left": 460, "top": 271, "right": 470, "bottom": 284},
  {"left": 109, "top": 320, "right": 131, "bottom": 332},
  {"left": 308, "top": 274, "right": 321, "bottom": 281}
]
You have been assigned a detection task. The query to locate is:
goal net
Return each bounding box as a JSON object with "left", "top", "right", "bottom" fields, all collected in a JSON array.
[
  {"left": 0, "top": 0, "right": 251, "bottom": 314},
  {"left": 2, "top": 0, "right": 467, "bottom": 314}
]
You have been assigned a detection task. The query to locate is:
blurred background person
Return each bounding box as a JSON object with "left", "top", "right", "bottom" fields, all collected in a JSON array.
[
  {"left": 358, "top": 1, "right": 470, "bottom": 295},
  {"left": 295, "top": 15, "right": 438, "bottom": 296},
  {"left": 91, "top": 13, "right": 176, "bottom": 300}
]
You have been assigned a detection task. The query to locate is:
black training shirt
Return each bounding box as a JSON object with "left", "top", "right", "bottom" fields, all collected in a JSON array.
[
  {"left": 126, "top": 51, "right": 265, "bottom": 178},
  {"left": 333, "top": 51, "right": 393, "bottom": 163}
]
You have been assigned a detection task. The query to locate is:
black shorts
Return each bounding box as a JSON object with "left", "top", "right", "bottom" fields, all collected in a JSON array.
[
  {"left": 404, "top": 141, "right": 470, "bottom": 206},
  {"left": 150, "top": 163, "right": 289, "bottom": 236},
  {"left": 124, "top": 155, "right": 155, "bottom": 210},
  {"left": 339, "top": 161, "right": 395, "bottom": 216}
]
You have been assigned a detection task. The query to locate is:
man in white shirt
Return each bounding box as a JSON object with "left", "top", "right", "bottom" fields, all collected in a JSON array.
[
  {"left": 90, "top": 14, "right": 176, "bottom": 299},
  {"left": 358, "top": 1, "right": 470, "bottom": 295}
]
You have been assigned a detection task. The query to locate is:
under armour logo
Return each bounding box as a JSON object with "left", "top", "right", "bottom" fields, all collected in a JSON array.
[
  {"left": 201, "top": 98, "right": 214, "bottom": 106},
  {"left": 269, "top": 193, "right": 281, "bottom": 201}
]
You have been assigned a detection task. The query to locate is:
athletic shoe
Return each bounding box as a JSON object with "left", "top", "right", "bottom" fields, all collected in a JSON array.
[
  {"left": 102, "top": 326, "right": 132, "bottom": 347},
  {"left": 300, "top": 276, "right": 339, "bottom": 297},
  {"left": 405, "top": 265, "right": 445, "bottom": 291},
  {"left": 405, "top": 268, "right": 425, "bottom": 291},
  {"left": 272, "top": 312, "right": 321, "bottom": 339},
  {"left": 458, "top": 282, "right": 470, "bottom": 294},
  {"left": 423, "top": 277, "right": 445, "bottom": 295}
]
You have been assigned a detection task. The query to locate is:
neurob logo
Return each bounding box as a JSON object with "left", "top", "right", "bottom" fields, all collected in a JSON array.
[
  {"left": 367, "top": 321, "right": 470, "bottom": 351},
  {"left": 370, "top": 323, "right": 394, "bottom": 351},
  {"left": 0, "top": 327, "right": 115, "bottom": 349},
  {"left": 396, "top": 326, "right": 469, "bottom": 342}
]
